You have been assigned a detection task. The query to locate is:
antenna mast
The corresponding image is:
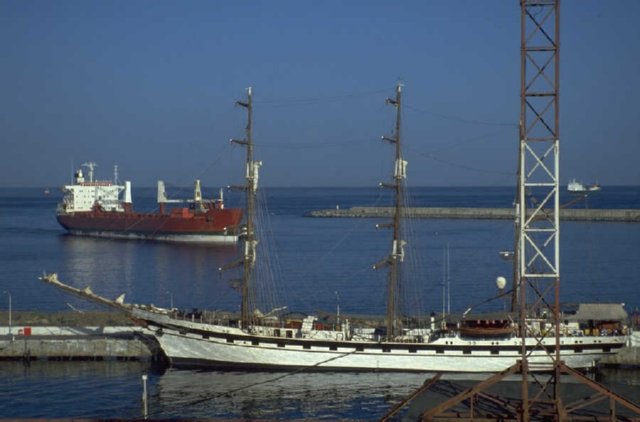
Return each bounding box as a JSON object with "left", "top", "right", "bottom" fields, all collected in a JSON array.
[
  {"left": 374, "top": 82, "right": 406, "bottom": 340},
  {"left": 81, "top": 162, "right": 97, "bottom": 183}
]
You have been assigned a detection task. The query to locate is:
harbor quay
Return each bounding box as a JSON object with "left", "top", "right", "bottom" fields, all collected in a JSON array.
[
  {"left": 307, "top": 207, "right": 640, "bottom": 222},
  {"left": 0, "top": 311, "right": 639, "bottom": 367},
  {"left": 0, "top": 311, "right": 161, "bottom": 362}
]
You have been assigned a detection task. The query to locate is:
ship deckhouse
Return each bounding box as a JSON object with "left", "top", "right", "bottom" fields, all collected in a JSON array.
[{"left": 59, "top": 163, "right": 125, "bottom": 213}]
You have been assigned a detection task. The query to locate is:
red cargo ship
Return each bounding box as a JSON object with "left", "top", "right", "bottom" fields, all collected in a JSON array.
[{"left": 56, "top": 162, "right": 242, "bottom": 244}]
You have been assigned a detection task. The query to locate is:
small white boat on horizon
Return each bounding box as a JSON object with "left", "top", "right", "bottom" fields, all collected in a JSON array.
[{"left": 568, "top": 179, "right": 601, "bottom": 193}]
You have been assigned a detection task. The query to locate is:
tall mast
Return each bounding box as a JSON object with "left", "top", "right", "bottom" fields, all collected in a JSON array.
[
  {"left": 374, "top": 82, "right": 406, "bottom": 340},
  {"left": 229, "top": 87, "right": 261, "bottom": 329}
]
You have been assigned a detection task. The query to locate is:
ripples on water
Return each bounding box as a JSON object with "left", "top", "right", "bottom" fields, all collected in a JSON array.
[
  {"left": 1, "top": 362, "right": 638, "bottom": 419},
  {"left": 0, "top": 362, "right": 148, "bottom": 418}
]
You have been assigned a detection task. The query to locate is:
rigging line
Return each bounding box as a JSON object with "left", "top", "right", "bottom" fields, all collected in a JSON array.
[
  {"left": 255, "top": 192, "right": 283, "bottom": 312},
  {"left": 163, "top": 141, "right": 236, "bottom": 196},
  {"left": 417, "top": 132, "right": 508, "bottom": 156},
  {"left": 404, "top": 103, "right": 518, "bottom": 127},
  {"left": 399, "top": 190, "right": 429, "bottom": 321},
  {"left": 283, "top": 189, "right": 388, "bottom": 313},
  {"left": 406, "top": 145, "right": 515, "bottom": 176},
  {"left": 255, "top": 138, "right": 375, "bottom": 150},
  {"left": 253, "top": 87, "right": 395, "bottom": 106},
  {"left": 154, "top": 349, "right": 361, "bottom": 416},
  {"left": 463, "top": 288, "right": 515, "bottom": 316}
]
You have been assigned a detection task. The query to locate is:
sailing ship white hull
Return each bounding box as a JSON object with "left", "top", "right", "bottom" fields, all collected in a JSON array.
[{"left": 136, "top": 311, "right": 626, "bottom": 373}]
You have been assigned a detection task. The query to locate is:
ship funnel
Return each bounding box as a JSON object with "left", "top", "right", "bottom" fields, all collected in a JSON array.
[
  {"left": 218, "top": 188, "right": 224, "bottom": 209},
  {"left": 124, "top": 181, "right": 132, "bottom": 204},
  {"left": 194, "top": 179, "right": 202, "bottom": 202},
  {"left": 157, "top": 180, "right": 167, "bottom": 203}
]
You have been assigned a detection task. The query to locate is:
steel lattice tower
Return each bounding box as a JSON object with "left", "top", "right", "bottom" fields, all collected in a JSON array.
[
  {"left": 407, "top": 2, "right": 640, "bottom": 420},
  {"left": 517, "top": 0, "right": 562, "bottom": 413}
]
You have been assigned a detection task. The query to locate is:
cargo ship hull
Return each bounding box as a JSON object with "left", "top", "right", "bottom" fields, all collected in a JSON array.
[{"left": 57, "top": 208, "right": 243, "bottom": 244}]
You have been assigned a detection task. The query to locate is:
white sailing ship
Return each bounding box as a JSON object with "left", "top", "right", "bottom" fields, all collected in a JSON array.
[{"left": 40, "top": 84, "right": 627, "bottom": 372}]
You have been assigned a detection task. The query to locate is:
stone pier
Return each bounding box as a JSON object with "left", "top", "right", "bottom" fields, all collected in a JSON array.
[{"left": 307, "top": 207, "right": 640, "bottom": 222}]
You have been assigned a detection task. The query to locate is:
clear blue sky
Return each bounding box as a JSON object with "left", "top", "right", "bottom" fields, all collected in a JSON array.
[{"left": 1, "top": 0, "right": 638, "bottom": 188}]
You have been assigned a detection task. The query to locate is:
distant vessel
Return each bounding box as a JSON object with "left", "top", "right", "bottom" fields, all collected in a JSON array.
[
  {"left": 567, "top": 179, "right": 601, "bottom": 193},
  {"left": 56, "top": 162, "right": 242, "bottom": 244}
]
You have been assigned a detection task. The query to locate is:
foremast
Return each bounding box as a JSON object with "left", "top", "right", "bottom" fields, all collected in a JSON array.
[
  {"left": 225, "top": 87, "right": 262, "bottom": 329},
  {"left": 374, "top": 82, "right": 407, "bottom": 340}
]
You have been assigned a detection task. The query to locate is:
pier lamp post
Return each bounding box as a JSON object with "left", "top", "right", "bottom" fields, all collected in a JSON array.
[
  {"left": 3, "top": 291, "right": 11, "bottom": 336},
  {"left": 334, "top": 291, "right": 340, "bottom": 327}
]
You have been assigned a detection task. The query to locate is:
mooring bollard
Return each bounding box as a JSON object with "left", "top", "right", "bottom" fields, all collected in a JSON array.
[{"left": 141, "top": 374, "right": 148, "bottom": 419}]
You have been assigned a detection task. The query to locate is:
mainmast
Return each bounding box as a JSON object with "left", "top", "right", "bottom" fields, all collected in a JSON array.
[
  {"left": 227, "top": 87, "right": 261, "bottom": 329},
  {"left": 374, "top": 82, "right": 407, "bottom": 340}
]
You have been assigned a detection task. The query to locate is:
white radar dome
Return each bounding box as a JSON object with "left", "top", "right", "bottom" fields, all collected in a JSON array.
[{"left": 496, "top": 276, "right": 507, "bottom": 290}]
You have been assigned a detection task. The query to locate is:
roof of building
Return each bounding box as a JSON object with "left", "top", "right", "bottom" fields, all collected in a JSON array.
[{"left": 565, "top": 303, "right": 628, "bottom": 321}]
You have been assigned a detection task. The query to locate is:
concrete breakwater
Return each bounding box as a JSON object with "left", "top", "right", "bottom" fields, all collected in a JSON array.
[
  {"left": 0, "top": 311, "right": 160, "bottom": 361},
  {"left": 0, "top": 327, "right": 158, "bottom": 361},
  {"left": 307, "top": 207, "right": 640, "bottom": 222}
]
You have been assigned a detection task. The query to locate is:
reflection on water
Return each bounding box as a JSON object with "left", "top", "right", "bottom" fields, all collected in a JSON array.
[
  {"left": 0, "top": 362, "right": 638, "bottom": 420},
  {"left": 151, "top": 369, "right": 640, "bottom": 420},
  {"left": 57, "top": 235, "right": 239, "bottom": 310},
  {"left": 152, "top": 369, "right": 429, "bottom": 420},
  {"left": 0, "top": 361, "right": 155, "bottom": 419},
  {"left": 598, "top": 367, "right": 640, "bottom": 387}
]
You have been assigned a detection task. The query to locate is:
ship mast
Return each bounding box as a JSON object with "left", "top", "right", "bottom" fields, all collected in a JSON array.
[
  {"left": 81, "top": 162, "right": 97, "bottom": 183},
  {"left": 374, "top": 82, "right": 406, "bottom": 340},
  {"left": 228, "top": 87, "right": 261, "bottom": 329}
]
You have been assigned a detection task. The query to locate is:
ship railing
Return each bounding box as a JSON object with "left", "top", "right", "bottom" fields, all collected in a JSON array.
[{"left": 168, "top": 308, "right": 236, "bottom": 327}]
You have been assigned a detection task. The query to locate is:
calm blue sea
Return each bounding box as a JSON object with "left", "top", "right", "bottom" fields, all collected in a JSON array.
[{"left": 0, "top": 186, "right": 639, "bottom": 419}]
